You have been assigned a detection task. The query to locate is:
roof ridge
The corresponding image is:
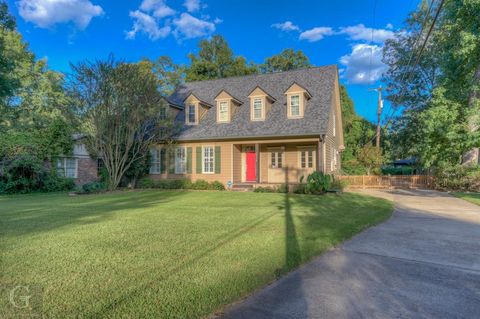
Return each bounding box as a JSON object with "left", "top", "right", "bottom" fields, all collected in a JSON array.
[{"left": 183, "top": 65, "right": 338, "bottom": 85}]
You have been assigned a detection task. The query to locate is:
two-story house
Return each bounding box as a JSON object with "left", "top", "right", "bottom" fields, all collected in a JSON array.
[{"left": 148, "top": 65, "right": 344, "bottom": 188}]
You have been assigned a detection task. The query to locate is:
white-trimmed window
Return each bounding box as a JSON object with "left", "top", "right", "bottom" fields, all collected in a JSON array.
[
  {"left": 149, "top": 148, "right": 161, "bottom": 174},
  {"left": 159, "top": 107, "right": 167, "bottom": 120},
  {"left": 290, "top": 95, "right": 300, "bottom": 117},
  {"left": 330, "top": 148, "right": 337, "bottom": 172},
  {"left": 57, "top": 157, "right": 77, "bottom": 178},
  {"left": 203, "top": 146, "right": 214, "bottom": 173},
  {"left": 175, "top": 147, "right": 186, "bottom": 174},
  {"left": 270, "top": 151, "right": 283, "bottom": 169},
  {"left": 300, "top": 149, "right": 314, "bottom": 168},
  {"left": 218, "top": 101, "right": 229, "bottom": 122},
  {"left": 187, "top": 104, "right": 196, "bottom": 124},
  {"left": 252, "top": 98, "right": 263, "bottom": 120}
]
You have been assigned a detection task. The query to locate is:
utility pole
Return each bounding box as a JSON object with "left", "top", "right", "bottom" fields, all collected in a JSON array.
[{"left": 369, "top": 86, "right": 383, "bottom": 148}]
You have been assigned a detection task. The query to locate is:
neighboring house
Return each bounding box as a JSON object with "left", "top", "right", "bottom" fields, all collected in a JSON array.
[
  {"left": 149, "top": 66, "right": 344, "bottom": 188},
  {"left": 56, "top": 135, "right": 98, "bottom": 185}
]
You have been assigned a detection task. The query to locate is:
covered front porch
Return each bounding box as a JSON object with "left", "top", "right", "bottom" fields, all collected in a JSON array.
[{"left": 231, "top": 138, "right": 322, "bottom": 187}]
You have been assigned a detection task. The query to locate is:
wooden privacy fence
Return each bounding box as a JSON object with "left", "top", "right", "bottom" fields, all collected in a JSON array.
[{"left": 339, "top": 175, "right": 435, "bottom": 189}]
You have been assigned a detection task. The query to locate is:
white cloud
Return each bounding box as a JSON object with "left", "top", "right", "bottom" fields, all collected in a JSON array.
[
  {"left": 299, "top": 27, "right": 333, "bottom": 42},
  {"left": 213, "top": 17, "right": 223, "bottom": 24},
  {"left": 140, "top": 0, "right": 175, "bottom": 18},
  {"left": 339, "top": 43, "right": 387, "bottom": 84},
  {"left": 339, "top": 24, "right": 394, "bottom": 43},
  {"left": 17, "top": 0, "right": 103, "bottom": 29},
  {"left": 183, "top": 0, "right": 204, "bottom": 13},
  {"left": 173, "top": 13, "right": 215, "bottom": 39},
  {"left": 386, "top": 23, "right": 393, "bottom": 30},
  {"left": 126, "top": 10, "right": 171, "bottom": 40},
  {"left": 271, "top": 21, "right": 300, "bottom": 32}
]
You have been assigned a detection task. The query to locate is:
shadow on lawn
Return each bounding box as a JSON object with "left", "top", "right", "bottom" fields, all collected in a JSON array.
[{"left": 0, "top": 190, "right": 187, "bottom": 237}]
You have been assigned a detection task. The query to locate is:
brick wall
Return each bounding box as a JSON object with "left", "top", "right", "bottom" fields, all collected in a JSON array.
[{"left": 75, "top": 157, "right": 98, "bottom": 185}]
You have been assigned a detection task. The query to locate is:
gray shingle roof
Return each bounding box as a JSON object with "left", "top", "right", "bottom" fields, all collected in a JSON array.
[{"left": 168, "top": 65, "right": 338, "bottom": 141}]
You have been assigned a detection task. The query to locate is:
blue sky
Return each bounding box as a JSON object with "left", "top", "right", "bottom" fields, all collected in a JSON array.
[{"left": 7, "top": 0, "right": 418, "bottom": 122}]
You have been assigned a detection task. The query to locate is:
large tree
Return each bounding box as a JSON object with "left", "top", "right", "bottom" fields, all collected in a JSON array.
[
  {"left": 69, "top": 58, "right": 172, "bottom": 190},
  {"left": 261, "top": 49, "right": 311, "bottom": 73},
  {"left": 382, "top": 0, "right": 480, "bottom": 167},
  {"left": 185, "top": 35, "right": 257, "bottom": 82},
  {"left": 339, "top": 85, "right": 378, "bottom": 174}
]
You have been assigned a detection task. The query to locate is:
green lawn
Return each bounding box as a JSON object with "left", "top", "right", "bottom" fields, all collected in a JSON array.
[
  {"left": 0, "top": 190, "right": 392, "bottom": 318},
  {"left": 453, "top": 192, "right": 480, "bottom": 205}
]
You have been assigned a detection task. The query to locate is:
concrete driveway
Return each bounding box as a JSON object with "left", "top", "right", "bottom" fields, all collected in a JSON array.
[{"left": 220, "top": 189, "right": 480, "bottom": 319}]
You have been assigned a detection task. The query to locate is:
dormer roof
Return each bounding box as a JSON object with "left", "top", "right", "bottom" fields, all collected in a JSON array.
[
  {"left": 284, "top": 82, "right": 313, "bottom": 99},
  {"left": 214, "top": 89, "right": 243, "bottom": 105},
  {"left": 247, "top": 86, "right": 276, "bottom": 102},
  {"left": 183, "top": 93, "right": 213, "bottom": 108}
]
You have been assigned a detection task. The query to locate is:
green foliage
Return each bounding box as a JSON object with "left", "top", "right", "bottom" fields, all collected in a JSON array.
[
  {"left": 0, "top": 1, "right": 15, "bottom": 30},
  {"left": 253, "top": 186, "right": 276, "bottom": 193},
  {"left": 381, "top": 166, "right": 415, "bottom": 175},
  {"left": 138, "top": 56, "right": 183, "bottom": 95},
  {"left": 42, "top": 173, "right": 76, "bottom": 192},
  {"left": 329, "top": 177, "right": 349, "bottom": 192},
  {"left": 209, "top": 180, "right": 225, "bottom": 191},
  {"left": 137, "top": 178, "right": 225, "bottom": 191},
  {"left": 81, "top": 181, "right": 106, "bottom": 194},
  {"left": 339, "top": 85, "right": 379, "bottom": 174},
  {"left": 0, "top": 154, "right": 75, "bottom": 194},
  {"left": 304, "top": 172, "right": 331, "bottom": 194},
  {"left": 185, "top": 35, "right": 258, "bottom": 82},
  {"left": 357, "top": 145, "right": 384, "bottom": 175},
  {"left": 383, "top": 0, "right": 480, "bottom": 166},
  {"left": 434, "top": 165, "right": 480, "bottom": 192},
  {"left": 261, "top": 49, "right": 311, "bottom": 73},
  {"left": 70, "top": 57, "right": 169, "bottom": 190}
]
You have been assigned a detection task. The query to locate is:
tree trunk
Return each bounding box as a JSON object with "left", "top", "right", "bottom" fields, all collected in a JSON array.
[{"left": 462, "top": 63, "right": 480, "bottom": 166}]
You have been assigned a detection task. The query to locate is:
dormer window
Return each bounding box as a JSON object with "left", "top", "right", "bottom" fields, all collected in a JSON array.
[
  {"left": 248, "top": 86, "right": 275, "bottom": 122},
  {"left": 290, "top": 95, "right": 300, "bottom": 117},
  {"left": 159, "top": 106, "right": 167, "bottom": 120},
  {"left": 285, "top": 82, "right": 312, "bottom": 119},
  {"left": 187, "top": 104, "right": 196, "bottom": 124},
  {"left": 252, "top": 98, "right": 264, "bottom": 120},
  {"left": 218, "top": 101, "right": 229, "bottom": 122},
  {"left": 214, "top": 90, "right": 242, "bottom": 123}
]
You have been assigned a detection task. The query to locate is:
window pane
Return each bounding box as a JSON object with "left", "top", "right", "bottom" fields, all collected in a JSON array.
[
  {"left": 290, "top": 95, "right": 300, "bottom": 116},
  {"left": 56, "top": 158, "right": 65, "bottom": 177},
  {"left": 188, "top": 105, "right": 196, "bottom": 123},
  {"left": 301, "top": 151, "right": 306, "bottom": 168},
  {"left": 253, "top": 98, "right": 262, "bottom": 119},
  {"left": 175, "top": 148, "right": 186, "bottom": 174},
  {"left": 277, "top": 152, "right": 282, "bottom": 168},
  {"left": 149, "top": 149, "right": 161, "bottom": 174},
  {"left": 203, "top": 147, "right": 214, "bottom": 173},
  {"left": 65, "top": 158, "right": 76, "bottom": 178},
  {"left": 159, "top": 107, "right": 167, "bottom": 120},
  {"left": 308, "top": 150, "right": 313, "bottom": 168},
  {"left": 219, "top": 102, "right": 228, "bottom": 121}
]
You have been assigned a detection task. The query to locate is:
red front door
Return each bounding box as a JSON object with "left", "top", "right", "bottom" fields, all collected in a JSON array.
[{"left": 246, "top": 151, "right": 257, "bottom": 182}]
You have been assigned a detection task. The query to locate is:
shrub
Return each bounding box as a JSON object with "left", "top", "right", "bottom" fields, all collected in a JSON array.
[
  {"left": 329, "top": 177, "right": 349, "bottom": 192},
  {"left": 210, "top": 181, "right": 225, "bottom": 191},
  {"left": 81, "top": 181, "right": 106, "bottom": 194},
  {"left": 293, "top": 184, "right": 307, "bottom": 194},
  {"left": 0, "top": 154, "right": 46, "bottom": 194},
  {"left": 42, "top": 174, "right": 76, "bottom": 192},
  {"left": 191, "top": 179, "right": 210, "bottom": 190},
  {"left": 136, "top": 178, "right": 225, "bottom": 191},
  {"left": 138, "top": 178, "right": 155, "bottom": 188},
  {"left": 304, "top": 172, "right": 332, "bottom": 194},
  {"left": 276, "top": 184, "right": 289, "bottom": 193},
  {"left": 434, "top": 166, "right": 480, "bottom": 192},
  {"left": 253, "top": 186, "right": 276, "bottom": 193},
  {"left": 381, "top": 166, "right": 415, "bottom": 175}
]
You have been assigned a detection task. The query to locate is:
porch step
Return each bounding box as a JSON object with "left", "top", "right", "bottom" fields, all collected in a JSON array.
[{"left": 231, "top": 183, "right": 255, "bottom": 191}]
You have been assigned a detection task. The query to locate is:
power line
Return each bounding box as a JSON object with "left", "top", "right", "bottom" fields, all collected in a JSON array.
[{"left": 362, "top": 0, "right": 444, "bottom": 150}]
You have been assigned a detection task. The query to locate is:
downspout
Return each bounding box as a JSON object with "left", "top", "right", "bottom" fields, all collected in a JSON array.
[{"left": 319, "top": 135, "right": 326, "bottom": 174}]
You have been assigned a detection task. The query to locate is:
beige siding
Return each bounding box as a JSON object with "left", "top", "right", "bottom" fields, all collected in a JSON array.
[{"left": 148, "top": 138, "right": 321, "bottom": 185}]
